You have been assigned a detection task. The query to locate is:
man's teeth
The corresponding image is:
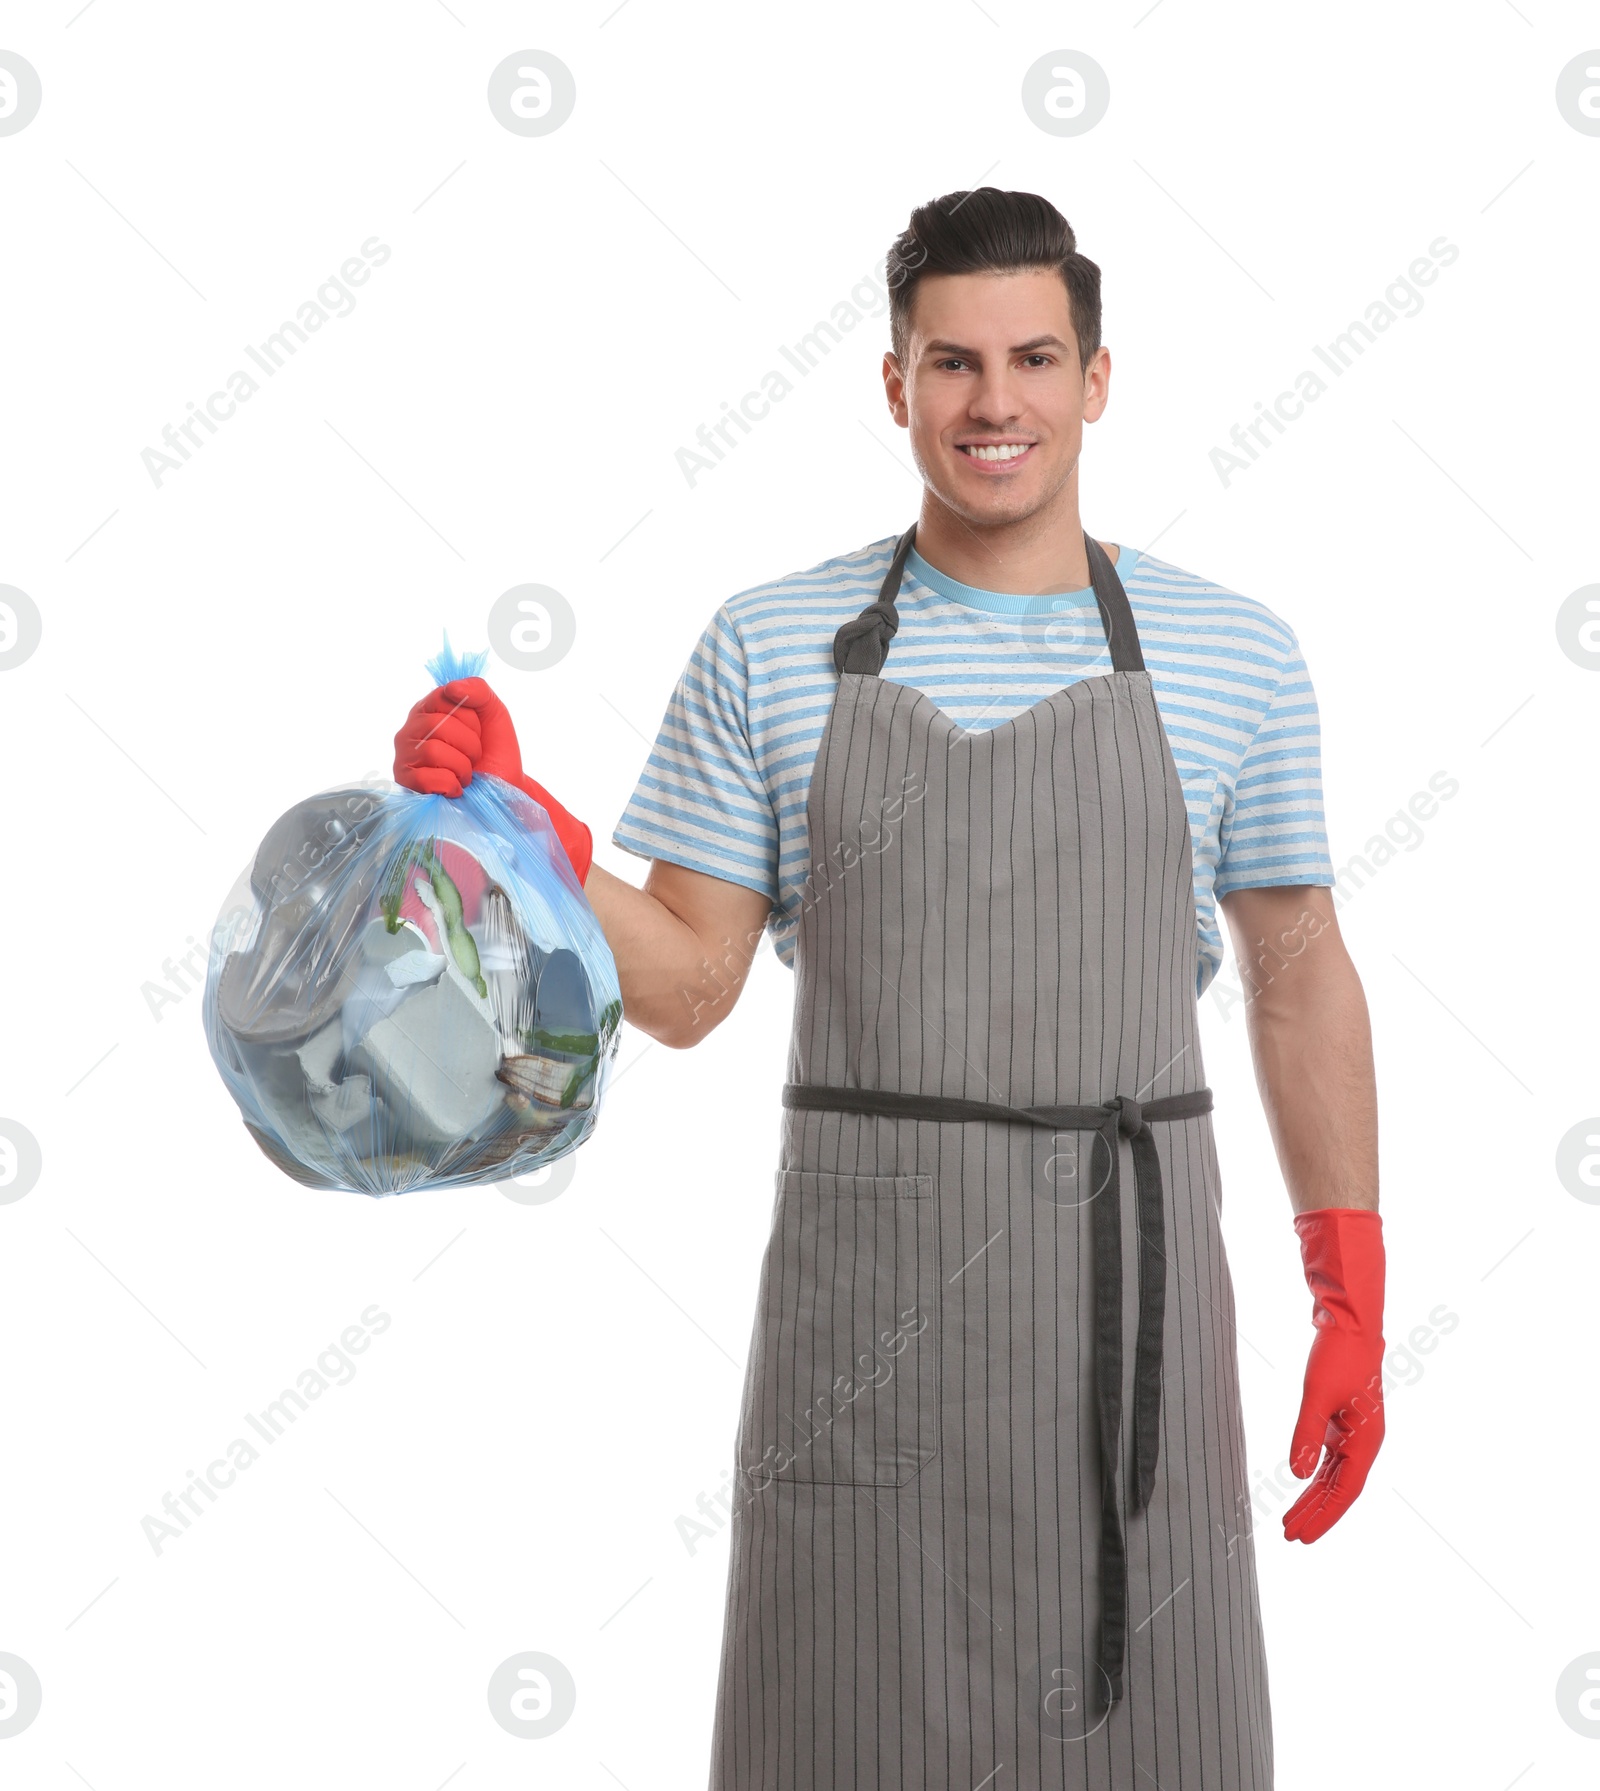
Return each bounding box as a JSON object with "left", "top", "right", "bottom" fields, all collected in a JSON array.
[{"left": 963, "top": 443, "right": 1030, "bottom": 461}]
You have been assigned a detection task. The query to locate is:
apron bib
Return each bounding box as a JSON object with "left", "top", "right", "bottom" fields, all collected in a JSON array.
[{"left": 710, "top": 526, "right": 1274, "bottom": 1790}]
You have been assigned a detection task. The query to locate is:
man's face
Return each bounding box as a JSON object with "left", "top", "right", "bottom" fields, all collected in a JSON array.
[{"left": 884, "top": 268, "right": 1110, "bottom": 529}]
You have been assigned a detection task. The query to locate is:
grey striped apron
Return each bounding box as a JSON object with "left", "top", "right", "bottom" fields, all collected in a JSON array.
[{"left": 710, "top": 526, "right": 1273, "bottom": 1789}]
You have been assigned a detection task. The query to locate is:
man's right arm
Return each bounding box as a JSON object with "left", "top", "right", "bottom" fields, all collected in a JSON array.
[
  {"left": 585, "top": 860, "right": 773, "bottom": 1050},
  {"left": 393, "top": 670, "right": 774, "bottom": 1048}
]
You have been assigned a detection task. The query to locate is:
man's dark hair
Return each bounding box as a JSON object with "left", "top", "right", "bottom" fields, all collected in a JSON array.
[{"left": 886, "top": 188, "right": 1102, "bottom": 374}]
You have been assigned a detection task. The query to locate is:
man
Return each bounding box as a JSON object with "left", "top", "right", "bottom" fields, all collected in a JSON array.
[{"left": 396, "top": 187, "right": 1386, "bottom": 1790}]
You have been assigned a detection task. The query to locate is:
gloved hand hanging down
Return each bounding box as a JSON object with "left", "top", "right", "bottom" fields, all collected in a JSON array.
[
  {"left": 394, "top": 676, "right": 593, "bottom": 885},
  {"left": 1283, "top": 1208, "right": 1386, "bottom": 1544}
]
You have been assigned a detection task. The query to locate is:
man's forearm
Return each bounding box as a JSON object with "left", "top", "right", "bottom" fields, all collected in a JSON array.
[
  {"left": 1224, "top": 888, "right": 1379, "bottom": 1214},
  {"left": 583, "top": 862, "right": 770, "bottom": 1049}
]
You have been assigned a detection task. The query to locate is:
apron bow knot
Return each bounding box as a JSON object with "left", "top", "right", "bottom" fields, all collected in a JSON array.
[
  {"left": 1105, "top": 1093, "right": 1144, "bottom": 1139},
  {"left": 832, "top": 600, "right": 900, "bottom": 675}
]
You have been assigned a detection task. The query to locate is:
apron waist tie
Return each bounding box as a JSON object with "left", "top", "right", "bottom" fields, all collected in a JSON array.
[{"left": 780, "top": 1080, "right": 1214, "bottom": 1707}]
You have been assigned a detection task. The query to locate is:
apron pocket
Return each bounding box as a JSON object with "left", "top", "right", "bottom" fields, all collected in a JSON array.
[{"left": 737, "top": 1170, "right": 939, "bottom": 1488}]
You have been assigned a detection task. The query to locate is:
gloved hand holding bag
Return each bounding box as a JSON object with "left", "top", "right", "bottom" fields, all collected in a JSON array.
[{"left": 394, "top": 676, "right": 593, "bottom": 883}]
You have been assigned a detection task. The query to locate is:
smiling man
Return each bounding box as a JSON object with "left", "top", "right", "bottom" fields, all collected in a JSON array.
[{"left": 394, "top": 187, "right": 1386, "bottom": 1791}]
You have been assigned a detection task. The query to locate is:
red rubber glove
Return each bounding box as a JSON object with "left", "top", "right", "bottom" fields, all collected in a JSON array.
[
  {"left": 1283, "top": 1208, "right": 1386, "bottom": 1544},
  {"left": 392, "top": 676, "right": 593, "bottom": 885}
]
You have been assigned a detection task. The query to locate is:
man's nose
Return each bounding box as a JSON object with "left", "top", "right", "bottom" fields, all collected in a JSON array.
[{"left": 968, "top": 372, "right": 1023, "bottom": 423}]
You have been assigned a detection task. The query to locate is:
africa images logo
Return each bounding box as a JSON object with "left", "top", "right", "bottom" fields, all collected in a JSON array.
[
  {"left": 1209, "top": 236, "right": 1460, "bottom": 486},
  {"left": 139, "top": 236, "right": 392, "bottom": 488},
  {"left": 140, "top": 1304, "right": 391, "bottom": 1554}
]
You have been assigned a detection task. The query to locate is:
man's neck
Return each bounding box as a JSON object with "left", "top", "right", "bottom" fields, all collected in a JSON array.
[{"left": 913, "top": 485, "right": 1117, "bottom": 594}]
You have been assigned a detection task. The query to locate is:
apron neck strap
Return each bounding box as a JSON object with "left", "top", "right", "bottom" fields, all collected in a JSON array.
[
  {"left": 1085, "top": 533, "right": 1145, "bottom": 673},
  {"left": 833, "top": 523, "right": 1145, "bottom": 676}
]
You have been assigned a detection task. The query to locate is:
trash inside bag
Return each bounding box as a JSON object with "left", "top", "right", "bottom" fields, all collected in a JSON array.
[{"left": 203, "top": 643, "right": 622, "bottom": 1196}]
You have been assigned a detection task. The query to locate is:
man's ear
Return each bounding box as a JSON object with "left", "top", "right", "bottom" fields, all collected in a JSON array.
[
  {"left": 883, "top": 350, "right": 909, "bottom": 427},
  {"left": 1083, "top": 343, "right": 1112, "bottom": 425}
]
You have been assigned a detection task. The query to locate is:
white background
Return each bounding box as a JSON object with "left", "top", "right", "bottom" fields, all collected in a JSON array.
[{"left": 2, "top": 2, "right": 1597, "bottom": 1786}]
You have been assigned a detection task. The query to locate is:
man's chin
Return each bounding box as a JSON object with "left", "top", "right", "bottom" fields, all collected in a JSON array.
[{"left": 929, "top": 481, "right": 1054, "bottom": 532}]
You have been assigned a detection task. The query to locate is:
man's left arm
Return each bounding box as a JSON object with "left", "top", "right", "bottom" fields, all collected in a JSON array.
[
  {"left": 1219, "top": 884, "right": 1376, "bottom": 1215},
  {"left": 1220, "top": 883, "right": 1387, "bottom": 1544}
]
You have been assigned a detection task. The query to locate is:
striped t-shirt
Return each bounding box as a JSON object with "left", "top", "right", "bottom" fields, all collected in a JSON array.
[{"left": 612, "top": 534, "right": 1335, "bottom": 994}]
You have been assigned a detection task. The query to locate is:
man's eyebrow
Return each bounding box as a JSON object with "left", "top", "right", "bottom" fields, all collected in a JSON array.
[{"left": 921, "top": 334, "right": 1071, "bottom": 357}]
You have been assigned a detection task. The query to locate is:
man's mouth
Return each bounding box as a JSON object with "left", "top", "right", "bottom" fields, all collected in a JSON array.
[{"left": 957, "top": 441, "right": 1035, "bottom": 465}]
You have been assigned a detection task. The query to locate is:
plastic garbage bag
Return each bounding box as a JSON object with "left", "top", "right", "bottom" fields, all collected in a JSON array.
[{"left": 203, "top": 642, "right": 623, "bottom": 1196}]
